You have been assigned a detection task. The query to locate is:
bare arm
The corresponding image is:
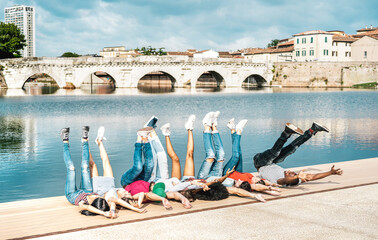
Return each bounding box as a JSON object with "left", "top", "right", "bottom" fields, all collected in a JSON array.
[
  {"left": 111, "top": 197, "right": 146, "bottom": 213},
  {"left": 251, "top": 183, "right": 280, "bottom": 193},
  {"left": 301, "top": 165, "right": 343, "bottom": 182},
  {"left": 166, "top": 191, "right": 192, "bottom": 209},
  {"left": 206, "top": 167, "right": 236, "bottom": 186},
  {"left": 226, "top": 187, "right": 266, "bottom": 202},
  {"left": 145, "top": 192, "right": 172, "bottom": 209},
  {"left": 277, "top": 175, "right": 300, "bottom": 186}
]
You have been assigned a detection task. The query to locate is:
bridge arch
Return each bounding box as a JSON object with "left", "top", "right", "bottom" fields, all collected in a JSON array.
[
  {"left": 137, "top": 71, "right": 177, "bottom": 89},
  {"left": 242, "top": 74, "right": 268, "bottom": 88},
  {"left": 193, "top": 70, "right": 225, "bottom": 88},
  {"left": 22, "top": 73, "right": 60, "bottom": 94}
]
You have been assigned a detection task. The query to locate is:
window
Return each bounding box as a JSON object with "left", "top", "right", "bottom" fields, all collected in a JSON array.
[
  {"left": 296, "top": 51, "right": 300, "bottom": 56},
  {"left": 345, "top": 52, "right": 351, "bottom": 57},
  {"left": 309, "top": 50, "right": 314, "bottom": 56},
  {"left": 345, "top": 42, "right": 347, "bottom": 46},
  {"left": 302, "top": 38, "right": 306, "bottom": 44},
  {"left": 302, "top": 50, "right": 306, "bottom": 56},
  {"left": 297, "top": 38, "right": 299, "bottom": 44},
  {"left": 325, "top": 37, "right": 328, "bottom": 43},
  {"left": 364, "top": 51, "right": 367, "bottom": 58},
  {"left": 310, "top": 37, "right": 313, "bottom": 43},
  {"left": 323, "top": 49, "right": 328, "bottom": 55}
]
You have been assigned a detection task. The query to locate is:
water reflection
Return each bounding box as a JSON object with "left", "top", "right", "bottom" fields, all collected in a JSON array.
[
  {"left": 23, "top": 85, "right": 60, "bottom": 95},
  {"left": 80, "top": 84, "right": 116, "bottom": 94}
]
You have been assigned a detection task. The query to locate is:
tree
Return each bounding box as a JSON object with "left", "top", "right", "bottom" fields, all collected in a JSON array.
[
  {"left": 61, "top": 52, "right": 80, "bottom": 57},
  {"left": 138, "top": 46, "right": 167, "bottom": 56},
  {"left": 267, "top": 39, "right": 279, "bottom": 48},
  {"left": 0, "top": 22, "right": 27, "bottom": 59}
]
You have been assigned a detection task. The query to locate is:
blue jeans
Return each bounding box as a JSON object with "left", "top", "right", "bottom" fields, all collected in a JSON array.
[
  {"left": 253, "top": 130, "right": 313, "bottom": 169},
  {"left": 121, "top": 142, "right": 153, "bottom": 187},
  {"left": 149, "top": 136, "right": 169, "bottom": 182},
  {"left": 223, "top": 133, "right": 243, "bottom": 175},
  {"left": 197, "top": 132, "right": 225, "bottom": 179},
  {"left": 64, "top": 141, "right": 93, "bottom": 205}
]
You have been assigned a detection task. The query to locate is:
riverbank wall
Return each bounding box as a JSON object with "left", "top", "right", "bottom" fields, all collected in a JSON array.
[{"left": 271, "top": 62, "right": 378, "bottom": 87}]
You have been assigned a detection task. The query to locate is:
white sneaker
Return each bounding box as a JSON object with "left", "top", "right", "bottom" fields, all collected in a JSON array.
[
  {"left": 95, "top": 126, "right": 107, "bottom": 144},
  {"left": 212, "top": 111, "right": 220, "bottom": 126},
  {"left": 137, "top": 127, "right": 154, "bottom": 138},
  {"left": 202, "top": 112, "right": 214, "bottom": 126},
  {"left": 185, "top": 115, "right": 196, "bottom": 130},
  {"left": 160, "top": 123, "right": 171, "bottom": 136},
  {"left": 227, "top": 118, "right": 235, "bottom": 130},
  {"left": 236, "top": 119, "right": 248, "bottom": 132}
]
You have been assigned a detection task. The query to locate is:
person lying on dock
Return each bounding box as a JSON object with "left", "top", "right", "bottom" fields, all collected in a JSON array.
[
  {"left": 60, "top": 127, "right": 113, "bottom": 218},
  {"left": 88, "top": 126, "right": 147, "bottom": 216},
  {"left": 204, "top": 117, "right": 281, "bottom": 196},
  {"left": 254, "top": 122, "right": 343, "bottom": 186},
  {"left": 159, "top": 113, "right": 266, "bottom": 202},
  {"left": 120, "top": 127, "right": 172, "bottom": 209}
]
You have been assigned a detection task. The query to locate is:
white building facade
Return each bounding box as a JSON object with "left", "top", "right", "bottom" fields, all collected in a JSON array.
[
  {"left": 293, "top": 30, "right": 354, "bottom": 62},
  {"left": 4, "top": 5, "right": 35, "bottom": 57}
]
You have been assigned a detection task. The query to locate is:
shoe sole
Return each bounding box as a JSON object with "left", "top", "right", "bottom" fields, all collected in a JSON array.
[
  {"left": 144, "top": 116, "right": 158, "bottom": 128},
  {"left": 286, "top": 123, "right": 304, "bottom": 135},
  {"left": 313, "top": 121, "right": 329, "bottom": 132}
]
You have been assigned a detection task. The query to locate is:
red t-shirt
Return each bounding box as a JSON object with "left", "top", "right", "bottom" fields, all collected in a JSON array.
[
  {"left": 229, "top": 171, "right": 254, "bottom": 184},
  {"left": 124, "top": 180, "right": 150, "bottom": 195}
]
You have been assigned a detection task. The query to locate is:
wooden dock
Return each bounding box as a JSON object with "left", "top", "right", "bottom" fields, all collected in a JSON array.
[{"left": 1, "top": 157, "right": 377, "bottom": 240}]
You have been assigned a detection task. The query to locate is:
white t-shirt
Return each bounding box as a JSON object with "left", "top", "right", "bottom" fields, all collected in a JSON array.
[
  {"left": 157, "top": 177, "right": 201, "bottom": 192},
  {"left": 258, "top": 164, "right": 285, "bottom": 184}
]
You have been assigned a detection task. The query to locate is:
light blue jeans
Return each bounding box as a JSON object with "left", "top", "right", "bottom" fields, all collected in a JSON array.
[
  {"left": 63, "top": 141, "right": 93, "bottom": 205},
  {"left": 149, "top": 136, "right": 169, "bottom": 182},
  {"left": 120, "top": 142, "right": 153, "bottom": 187},
  {"left": 223, "top": 133, "right": 243, "bottom": 175},
  {"left": 197, "top": 132, "right": 225, "bottom": 179}
]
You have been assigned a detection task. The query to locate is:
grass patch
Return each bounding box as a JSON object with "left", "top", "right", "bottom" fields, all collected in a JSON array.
[{"left": 352, "top": 82, "right": 377, "bottom": 89}]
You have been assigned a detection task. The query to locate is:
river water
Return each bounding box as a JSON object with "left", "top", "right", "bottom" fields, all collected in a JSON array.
[{"left": 0, "top": 87, "right": 377, "bottom": 203}]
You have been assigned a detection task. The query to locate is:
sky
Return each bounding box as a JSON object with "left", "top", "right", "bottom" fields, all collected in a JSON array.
[{"left": 0, "top": 0, "right": 377, "bottom": 57}]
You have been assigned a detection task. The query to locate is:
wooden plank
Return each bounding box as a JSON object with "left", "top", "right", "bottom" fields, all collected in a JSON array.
[{"left": 1, "top": 157, "right": 378, "bottom": 240}]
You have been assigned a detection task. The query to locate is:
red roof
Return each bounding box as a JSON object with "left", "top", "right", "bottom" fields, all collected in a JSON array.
[{"left": 332, "top": 35, "right": 356, "bottom": 42}]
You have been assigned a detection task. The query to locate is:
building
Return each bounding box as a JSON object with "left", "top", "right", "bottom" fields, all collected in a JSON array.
[
  {"left": 4, "top": 5, "right": 35, "bottom": 57},
  {"left": 193, "top": 49, "right": 219, "bottom": 58},
  {"left": 351, "top": 35, "right": 378, "bottom": 61},
  {"left": 99, "top": 46, "right": 140, "bottom": 58},
  {"left": 292, "top": 30, "right": 355, "bottom": 62}
]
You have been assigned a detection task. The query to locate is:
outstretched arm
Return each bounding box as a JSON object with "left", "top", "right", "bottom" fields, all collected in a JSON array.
[
  {"left": 300, "top": 165, "right": 343, "bottom": 182},
  {"left": 226, "top": 187, "right": 266, "bottom": 203},
  {"left": 251, "top": 184, "right": 281, "bottom": 194},
  {"left": 166, "top": 191, "right": 192, "bottom": 209},
  {"left": 109, "top": 197, "right": 146, "bottom": 213},
  {"left": 145, "top": 192, "right": 172, "bottom": 209},
  {"left": 206, "top": 167, "right": 235, "bottom": 186}
]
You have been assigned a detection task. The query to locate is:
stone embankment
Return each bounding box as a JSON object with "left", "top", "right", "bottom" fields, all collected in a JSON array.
[{"left": 271, "top": 62, "right": 378, "bottom": 87}]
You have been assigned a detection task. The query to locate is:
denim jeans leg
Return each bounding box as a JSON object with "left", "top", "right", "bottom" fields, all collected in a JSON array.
[
  {"left": 253, "top": 131, "right": 289, "bottom": 169},
  {"left": 223, "top": 133, "right": 242, "bottom": 175},
  {"left": 137, "top": 142, "right": 155, "bottom": 182},
  {"left": 149, "top": 137, "right": 169, "bottom": 181},
  {"left": 121, "top": 143, "right": 144, "bottom": 187},
  {"left": 197, "top": 159, "right": 213, "bottom": 179},
  {"left": 208, "top": 132, "right": 225, "bottom": 177},
  {"left": 81, "top": 141, "right": 92, "bottom": 192},
  {"left": 64, "top": 142, "right": 77, "bottom": 197},
  {"left": 203, "top": 132, "right": 216, "bottom": 159},
  {"left": 273, "top": 130, "right": 313, "bottom": 164}
]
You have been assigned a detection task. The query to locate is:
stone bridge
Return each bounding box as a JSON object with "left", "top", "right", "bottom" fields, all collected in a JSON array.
[{"left": 0, "top": 56, "right": 273, "bottom": 89}]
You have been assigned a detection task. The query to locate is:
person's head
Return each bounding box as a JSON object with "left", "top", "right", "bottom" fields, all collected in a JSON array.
[
  {"left": 251, "top": 176, "right": 261, "bottom": 184},
  {"left": 284, "top": 170, "right": 296, "bottom": 177},
  {"left": 195, "top": 182, "right": 229, "bottom": 201},
  {"left": 149, "top": 182, "right": 155, "bottom": 191},
  {"left": 239, "top": 181, "right": 252, "bottom": 192},
  {"left": 180, "top": 190, "right": 196, "bottom": 202},
  {"left": 80, "top": 197, "right": 110, "bottom": 216}
]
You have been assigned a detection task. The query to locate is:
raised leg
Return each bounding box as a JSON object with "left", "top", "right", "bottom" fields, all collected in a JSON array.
[
  {"left": 63, "top": 142, "right": 77, "bottom": 197},
  {"left": 165, "top": 135, "right": 182, "bottom": 179},
  {"left": 197, "top": 128, "right": 216, "bottom": 179},
  {"left": 120, "top": 142, "right": 144, "bottom": 187},
  {"left": 136, "top": 142, "right": 154, "bottom": 182},
  {"left": 97, "top": 140, "right": 114, "bottom": 177},
  {"left": 273, "top": 130, "right": 313, "bottom": 163},
  {"left": 81, "top": 140, "right": 93, "bottom": 192},
  {"left": 183, "top": 129, "right": 196, "bottom": 177},
  {"left": 223, "top": 132, "right": 242, "bottom": 175},
  {"left": 89, "top": 151, "right": 99, "bottom": 178},
  {"left": 208, "top": 127, "right": 225, "bottom": 177},
  {"left": 148, "top": 131, "right": 169, "bottom": 181},
  {"left": 253, "top": 131, "right": 290, "bottom": 169}
]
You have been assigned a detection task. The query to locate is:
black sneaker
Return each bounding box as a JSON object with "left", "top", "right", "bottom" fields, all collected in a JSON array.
[
  {"left": 60, "top": 128, "right": 70, "bottom": 141},
  {"left": 285, "top": 123, "right": 304, "bottom": 135},
  {"left": 82, "top": 126, "right": 90, "bottom": 139},
  {"left": 311, "top": 122, "right": 329, "bottom": 133},
  {"left": 144, "top": 116, "right": 158, "bottom": 129}
]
